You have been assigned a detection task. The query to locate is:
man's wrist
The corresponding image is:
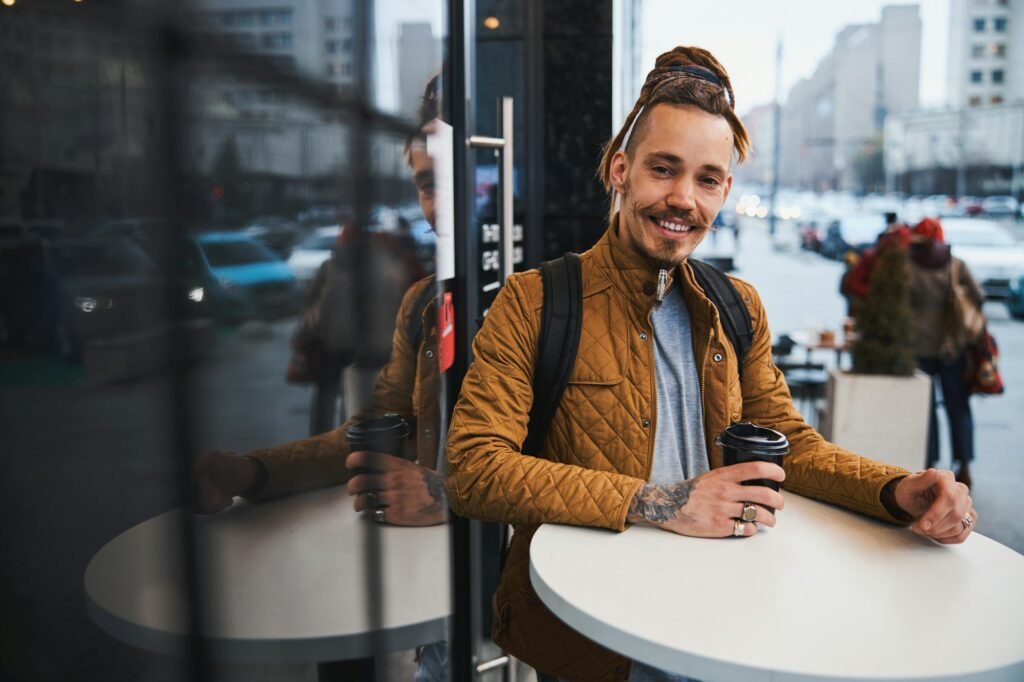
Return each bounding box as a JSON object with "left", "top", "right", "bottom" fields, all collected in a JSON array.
[
  {"left": 880, "top": 476, "right": 913, "bottom": 523},
  {"left": 241, "top": 456, "right": 269, "bottom": 498}
]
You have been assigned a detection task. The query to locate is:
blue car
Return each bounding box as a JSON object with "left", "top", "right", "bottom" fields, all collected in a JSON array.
[
  {"left": 1008, "top": 275, "right": 1024, "bottom": 319},
  {"left": 190, "top": 232, "right": 301, "bottom": 320}
]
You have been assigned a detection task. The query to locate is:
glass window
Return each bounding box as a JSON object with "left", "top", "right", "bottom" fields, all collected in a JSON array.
[
  {"left": 991, "top": 42, "right": 1006, "bottom": 56},
  {"left": 971, "top": 44, "right": 985, "bottom": 57},
  {"left": 994, "top": 16, "right": 1007, "bottom": 31},
  {"left": 992, "top": 69, "right": 1004, "bottom": 83},
  {"left": 973, "top": 17, "right": 986, "bottom": 31},
  {"left": 969, "top": 95, "right": 982, "bottom": 106},
  {"left": 991, "top": 95, "right": 1004, "bottom": 104},
  {"left": 970, "top": 70, "right": 984, "bottom": 83}
]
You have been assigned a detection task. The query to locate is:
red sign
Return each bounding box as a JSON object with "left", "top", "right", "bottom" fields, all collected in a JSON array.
[{"left": 437, "top": 292, "right": 454, "bottom": 373}]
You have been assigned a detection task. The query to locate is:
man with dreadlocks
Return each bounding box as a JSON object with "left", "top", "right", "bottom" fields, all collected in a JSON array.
[{"left": 445, "top": 46, "right": 975, "bottom": 682}]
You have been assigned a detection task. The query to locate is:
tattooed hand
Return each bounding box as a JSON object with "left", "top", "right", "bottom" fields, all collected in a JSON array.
[
  {"left": 627, "top": 462, "right": 785, "bottom": 537},
  {"left": 345, "top": 450, "right": 448, "bottom": 526}
]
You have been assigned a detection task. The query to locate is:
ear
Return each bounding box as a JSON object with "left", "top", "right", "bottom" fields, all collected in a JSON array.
[
  {"left": 609, "top": 150, "right": 629, "bottom": 193},
  {"left": 722, "top": 174, "right": 733, "bottom": 204}
]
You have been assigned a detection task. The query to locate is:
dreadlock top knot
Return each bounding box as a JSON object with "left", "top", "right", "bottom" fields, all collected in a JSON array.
[{"left": 643, "top": 65, "right": 732, "bottom": 107}]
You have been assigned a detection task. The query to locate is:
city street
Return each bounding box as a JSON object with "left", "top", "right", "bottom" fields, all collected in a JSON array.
[{"left": 2, "top": 218, "right": 1023, "bottom": 681}]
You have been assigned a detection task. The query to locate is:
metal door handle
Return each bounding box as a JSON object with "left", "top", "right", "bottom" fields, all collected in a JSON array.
[{"left": 469, "top": 96, "right": 514, "bottom": 282}]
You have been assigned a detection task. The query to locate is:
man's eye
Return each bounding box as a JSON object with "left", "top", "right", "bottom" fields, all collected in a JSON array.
[
  {"left": 701, "top": 177, "right": 721, "bottom": 187},
  {"left": 652, "top": 166, "right": 672, "bottom": 176},
  {"left": 419, "top": 183, "right": 435, "bottom": 194}
]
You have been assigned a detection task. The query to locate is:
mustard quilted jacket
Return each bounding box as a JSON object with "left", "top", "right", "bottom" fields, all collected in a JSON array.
[{"left": 445, "top": 223, "right": 910, "bottom": 681}]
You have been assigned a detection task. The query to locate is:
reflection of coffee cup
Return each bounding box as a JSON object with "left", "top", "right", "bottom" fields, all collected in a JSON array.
[
  {"left": 345, "top": 413, "right": 410, "bottom": 473},
  {"left": 715, "top": 422, "right": 789, "bottom": 492}
]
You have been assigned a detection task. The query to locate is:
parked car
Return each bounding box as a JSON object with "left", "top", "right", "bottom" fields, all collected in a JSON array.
[
  {"left": 286, "top": 225, "right": 342, "bottom": 285},
  {"left": 818, "top": 213, "right": 888, "bottom": 260},
  {"left": 193, "top": 232, "right": 301, "bottom": 320},
  {"left": 242, "top": 215, "right": 302, "bottom": 258},
  {"left": 980, "top": 195, "right": 1020, "bottom": 219},
  {"left": 942, "top": 218, "right": 1024, "bottom": 300},
  {"left": 0, "top": 237, "right": 169, "bottom": 359},
  {"left": 1007, "top": 275, "right": 1024, "bottom": 319}
]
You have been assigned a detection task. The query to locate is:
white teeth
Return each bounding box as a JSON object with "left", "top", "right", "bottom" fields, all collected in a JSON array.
[{"left": 657, "top": 218, "right": 691, "bottom": 233}]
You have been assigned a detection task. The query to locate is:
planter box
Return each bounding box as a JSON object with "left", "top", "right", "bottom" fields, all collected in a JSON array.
[{"left": 819, "top": 369, "right": 932, "bottom": 472}]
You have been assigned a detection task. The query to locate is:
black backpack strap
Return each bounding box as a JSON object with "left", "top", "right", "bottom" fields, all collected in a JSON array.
[
  {"left": 405, "top": 275, "right": 436, "bottom": 351},
  {"left": 522, "top": 253, "right": 583, "bottom": 456},
  {"left": 688, "top": 259, "right": 754, "bottom": 379}
]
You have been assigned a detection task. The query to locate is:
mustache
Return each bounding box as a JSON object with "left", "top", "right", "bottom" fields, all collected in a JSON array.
[{"left": 630, "top": 201, "right": 712, "bottom": 232}]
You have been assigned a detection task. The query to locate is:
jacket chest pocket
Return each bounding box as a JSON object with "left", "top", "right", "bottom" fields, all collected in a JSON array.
[{"left": 551, "top": 374, "right": 627, "bottom": 462}]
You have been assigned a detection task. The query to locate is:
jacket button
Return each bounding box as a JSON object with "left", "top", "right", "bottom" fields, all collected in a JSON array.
[
  {"left": 424, "top": 428, "right": 431, "bottom": 437},
  {"left": 642, "top": 281, "right": 656, "bottom": 296},
  {"left": 640, "top": 333, "right": 648, "bottom": 341},
  {"left": 642, "top": 419, "right": 650, "bottom": 428},
  {"left": 425, "top": 349, "right": 435, "bottom": 359},
  {"left": 713, "top": 352, "right": 724, "bottom": 362}
]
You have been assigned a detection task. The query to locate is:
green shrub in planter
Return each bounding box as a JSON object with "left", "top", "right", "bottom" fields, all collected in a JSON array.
[{"left": 851, "top": 243, "right": 916, "bottom": 376}]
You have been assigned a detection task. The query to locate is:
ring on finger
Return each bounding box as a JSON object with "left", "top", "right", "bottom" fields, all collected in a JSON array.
[
  {"left": 741, "top": 502, "right": 758, "bottom": 522},
  {"left": 961, "top": 511, "right": 975, "bottom": 531},
  {"left": 374, "top": 508, "right": 386, "bottom": 524},
  {"left": 733, "top": 520, "right": 746, "bottom": 537}
]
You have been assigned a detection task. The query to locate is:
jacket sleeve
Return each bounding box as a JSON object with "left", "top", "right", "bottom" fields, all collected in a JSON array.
[
  {"left": 956, "top": 257, "right": 986, "bottom": 307},
  {"left": 247, "top": 278, "right": 428, "bottom": 499},
  {"left": 736, "top": 284, "right": 911, "bottom": 524},
  {"left": 444, "top": 274, "right": 645, "bottom": 531}
]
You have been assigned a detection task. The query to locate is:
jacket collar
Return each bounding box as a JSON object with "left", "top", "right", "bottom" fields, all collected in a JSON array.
[{"left": 592, "top": 215, "right": 716, "bottom": 327}]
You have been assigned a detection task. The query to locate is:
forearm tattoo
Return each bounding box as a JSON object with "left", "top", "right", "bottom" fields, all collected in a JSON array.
[
  {"left": 419, "top": 469, "right": 448, "bottom": 515},
  {"left": 627, "top": 480, "right": 695, "bottom": 524}
]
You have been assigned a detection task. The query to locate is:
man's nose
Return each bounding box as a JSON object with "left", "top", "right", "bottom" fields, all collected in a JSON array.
[{"left": 666, "top": 178, "right": 697, "bottom": 211}]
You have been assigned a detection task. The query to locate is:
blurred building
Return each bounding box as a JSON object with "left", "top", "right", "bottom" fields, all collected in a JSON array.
[
  {"left": 188, "top": 0, "right": 420, "bottom": 223},
  {"left": 0, "top": 2, "right": 163, "bottom": 220},
  {"left": 736, "top": 103, "right": 775, "bottom": 186},
  {"left": 885, "top": 102, "right": 1024, "bottom": 196},
  {"left": 779, "top": 5, "right": 921, "bottom": 192},
  {"left": 947, "top": 0, "right": 1023, "bottom": 109},
  {"left": 885, "top": 0, "right": 1024, "bottom": 198},
  {"left": 397, "top": 22, "right": 442, "bottom": 121}
]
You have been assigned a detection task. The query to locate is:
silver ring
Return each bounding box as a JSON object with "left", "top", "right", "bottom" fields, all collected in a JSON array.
[
  {"left": 733, "top": 520, "right": 746, "bottom": 537},
  {"left": 374, "top": 508, "right": 386, "bottom": 524},
  {"left": 365, "top": 491, "right": 379, "bottom": 509},
  {"left": 741, "top": 502, "right": 758, "bottom": 522},
  {"left": 961, "top": 512, "right": 974, "bottom": 531}
]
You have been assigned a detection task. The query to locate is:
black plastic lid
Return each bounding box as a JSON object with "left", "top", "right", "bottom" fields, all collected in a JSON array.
[
  {"left": 716, "top": 422, "right": 790, "bottom": 456},
  {"left": 346, "top": 413, "right": 410, "bottom": 442}
]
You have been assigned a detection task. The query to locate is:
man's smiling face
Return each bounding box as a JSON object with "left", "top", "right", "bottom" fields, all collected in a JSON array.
[{"left": 609, "top": 103, "right": 734, "bottom": 269}]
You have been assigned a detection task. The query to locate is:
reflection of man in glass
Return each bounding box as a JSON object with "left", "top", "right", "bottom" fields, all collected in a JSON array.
[{"left": 192, "top": 79, "right": 447, "bottom": 526}]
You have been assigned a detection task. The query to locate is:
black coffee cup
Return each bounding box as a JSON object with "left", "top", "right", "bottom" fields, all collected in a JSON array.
[
  {"left": 345, "top": 413, "right": 410, "bottom": 474},
  {"left": 715, "top": 422, "right": 789, "bottom": 492}
]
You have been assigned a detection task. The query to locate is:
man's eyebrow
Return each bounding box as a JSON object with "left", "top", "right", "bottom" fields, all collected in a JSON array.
[
  {"left": 700, "top": 163, "right": 728, "bottom": 176},
  {"left": 643, "top": 151, "right": 682, "bottom": 166},
  {"left": 414, "top": 169, "right": 434, "bottom": 184},
  {"left": 643, "top": 152, "right": 728, "bottom": 177}
]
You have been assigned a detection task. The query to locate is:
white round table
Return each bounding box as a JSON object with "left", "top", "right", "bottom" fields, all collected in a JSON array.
[
  {"left": 84, "top": 486, "right": 450, "bottom": 663},
  {"left": 530, "top": 491, "right": 1024, "bottom": 681}
]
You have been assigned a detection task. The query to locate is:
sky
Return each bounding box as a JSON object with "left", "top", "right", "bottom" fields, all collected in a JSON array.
[{"left": 640, "top": 0, "right": 950, "bottom": 116}]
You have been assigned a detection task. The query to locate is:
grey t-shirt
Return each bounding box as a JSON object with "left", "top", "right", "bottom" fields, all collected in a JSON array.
[{"left": 630, "top": 287, "right": 708, "bottom": 682}]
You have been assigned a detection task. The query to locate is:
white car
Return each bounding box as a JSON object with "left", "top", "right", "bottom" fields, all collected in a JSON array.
[
  {"left": 980, "top": 195, "right": 1020, "bottom": 218},
  {"left": 286, "top": 225, "right": 341, "bottom": 285},
  {"left": 942, "top": 218, "right": 1024, "bottom": 299}
]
